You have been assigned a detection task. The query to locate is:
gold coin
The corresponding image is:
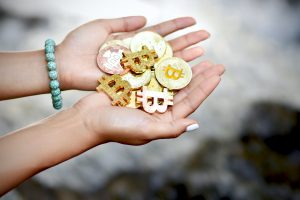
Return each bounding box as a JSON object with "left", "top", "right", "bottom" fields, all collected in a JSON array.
[
  {"left": 100, "top": 40, "right": 127, "bottom": 51},
  {"left": 121, "top": 70, "right": 151, "bottom": 89},
  {"left": 155, "top": 57, "right": 192, "bottom": 90},
  {"left": 147, "top": 71, "right": 163, "bottom": 92},
  {"left": 159, "top": 42, "right": 173, "bottom": 61},
  {"left": 130, "top": 31, "right": 167, "bottom": 59}
]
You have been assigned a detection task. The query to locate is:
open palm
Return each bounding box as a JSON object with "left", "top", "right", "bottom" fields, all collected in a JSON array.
[
  {"left": 57, "top": 16, "right": 211, "bottom": 90},
  {"left": 74, "top": 60, "right": 224, "bottom": 145}
]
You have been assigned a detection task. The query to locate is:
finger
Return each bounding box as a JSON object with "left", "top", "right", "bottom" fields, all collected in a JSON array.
[
  {"left": 101, "top": 16, "right": 147, "bottom": 33},
  {"left": 146, "top": 118, "right": 197, "bottom": 140},
  {"left": 174, "top": 64, "right": 225, "bottom": 103},
  {"left": 143, "top": 17, "right": 196, "bottom": 36},
  {"left": 199, "top": 64, "right": 225, "bottom": 78},
  {"left": 172, "top": 75, "right": 221, "bottom": 119},
  {"left": 169, "top": 30, "right": 210, "bottom": 52},
  {"left": 174, "top": 46, "right": 204, "bottom": 62},
  {"left": 192, "top": 60, "right": 215, "bottom": 76}
]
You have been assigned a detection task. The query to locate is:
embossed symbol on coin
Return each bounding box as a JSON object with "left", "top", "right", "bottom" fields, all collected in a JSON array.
[
  {"left": 96, "top": 74, "right": 131, "bottom": 106},
  {"left": 137, "top": 86, "right": 173, "bottom": 113},
  {"left": 164, "top": 64, "right": 184, "bottom": 80}
]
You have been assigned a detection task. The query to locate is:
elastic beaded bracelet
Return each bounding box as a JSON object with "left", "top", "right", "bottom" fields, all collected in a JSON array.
[{"left": 45, "top": 39, "right": 63, "bottom": 110}]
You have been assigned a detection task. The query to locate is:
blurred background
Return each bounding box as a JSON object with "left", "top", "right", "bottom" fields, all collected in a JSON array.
[{"left": 0, "top": 0, "right": 300, "bottom": 199}]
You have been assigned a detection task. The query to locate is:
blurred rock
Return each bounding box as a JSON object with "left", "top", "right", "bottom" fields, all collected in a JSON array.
[{"left": 240, "top": 102, "right": 300, "bottom": 190}]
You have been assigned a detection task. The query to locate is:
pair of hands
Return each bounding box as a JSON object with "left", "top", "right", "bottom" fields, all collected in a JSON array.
[{"left": 56, "top": 16, "right": 224, "bottom": 145}]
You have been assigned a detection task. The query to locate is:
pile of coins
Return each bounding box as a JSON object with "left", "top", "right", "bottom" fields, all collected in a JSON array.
[{"left": 96, "top": 31, "right": 192, "bottom": 113}]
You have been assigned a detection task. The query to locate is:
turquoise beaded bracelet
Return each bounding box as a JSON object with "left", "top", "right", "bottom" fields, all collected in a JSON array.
[{"left": 45, "top": 39, "right": 63, "bottom": 110}]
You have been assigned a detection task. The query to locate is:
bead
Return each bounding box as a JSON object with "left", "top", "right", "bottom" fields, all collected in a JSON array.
[
  {"left": 54, "top": 105, "right": 62, "bottom": 110},
  {"left": 47, "top": 61, "right": 56, "bottom": 71},
  {"left": 49, "top": 80, "right": 59, "bottom": 89},
  {"left": 51, "top": 88, "right": 61, "bottom": 96},
  {"left": 45, "top": 39, "right": 55, "bottom": 47},
  {"left": 48, "top": 70, "right": 58, "bottom": 80},
  {"left": 45, "top": 39, "right": 62, "bottom": 110},
  {"left": 52, "top": 95, "right": 62, "bottom": 102},
  {"left": 53, "top": 100, "right": 63, "bottom": 110},
  {"left": 45, "top": 45, "right": 55, "bottom": 53},
  {"left": 46, "top": 53, "right": 55, "bottom": 62}
]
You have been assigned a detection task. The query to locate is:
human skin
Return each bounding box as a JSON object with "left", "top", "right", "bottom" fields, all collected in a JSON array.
[{"left": 0, "top": 16, "right": 225, "bottom": 195}]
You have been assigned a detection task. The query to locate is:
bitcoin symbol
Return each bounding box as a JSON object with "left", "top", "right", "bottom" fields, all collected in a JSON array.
[
  {"left": 164, "top": 65, "right": 184, "bottom": 80},
  {"left": 121, "top": 45, "right": 158, "bottom": 74},
  {"left": 137, "top": 86, "right": 173, "bottom": 113},
  {"left": 126, "top": 91, "right": 142, "bottom": 109},
  {"left": 96, "top": 74, "right": 132, "bottom": 106}
]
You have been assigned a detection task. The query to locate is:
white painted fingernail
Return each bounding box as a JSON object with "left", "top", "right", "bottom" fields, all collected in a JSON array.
[{"left": 186, "top": 124, "right": 199, "bottom": 132}]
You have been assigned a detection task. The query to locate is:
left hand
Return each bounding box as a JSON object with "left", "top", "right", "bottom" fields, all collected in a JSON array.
[
  {"left": 56, "top": 16, "right": 210, "bottom": 90},
  {"left": 72, "top": 61, "right": 224, "bottom": 145}
]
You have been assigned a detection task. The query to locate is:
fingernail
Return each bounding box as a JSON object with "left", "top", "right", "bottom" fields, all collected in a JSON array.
[{"left": 186, "top": 124, "right": 199, "bottom": 132}]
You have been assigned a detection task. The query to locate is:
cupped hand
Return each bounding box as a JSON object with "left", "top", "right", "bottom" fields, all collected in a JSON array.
[
  {"left": 73, "top": 61, "right": 224, "bottom": 145},
  {"left": 56, "top": 16, "right": 210, "bottom": 90}
]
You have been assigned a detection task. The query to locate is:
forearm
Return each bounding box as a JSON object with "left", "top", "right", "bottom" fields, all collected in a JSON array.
[
  {"left": 0, "top": 49, "right": 68, "bottom": 100},
  {"left": 0, "top": 107, "right": 102, "bottom": 195}
]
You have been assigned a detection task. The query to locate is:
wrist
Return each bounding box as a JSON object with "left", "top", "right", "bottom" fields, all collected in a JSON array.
[
  {"left": 55, "top": 44, "right": 72, "bottom": 91},
  {"left": 37, "top": 107, "right": 103, "bottom": 169},
  {"left": 49, "top": 107, "right": 99, "bottom": 146},
  {"left": 71, "top": 103, "right": 109, "bottom": 144}
]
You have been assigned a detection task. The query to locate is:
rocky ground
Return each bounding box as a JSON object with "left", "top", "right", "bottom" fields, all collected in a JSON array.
[{"left": 0, "top": 0, "right": 300, "bottom": 199}]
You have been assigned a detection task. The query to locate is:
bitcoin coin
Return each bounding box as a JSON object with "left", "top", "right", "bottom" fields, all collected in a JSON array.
[
  {"left": 155, "top": 57, "right": 192, "bottom": 90},
  {"left": 97, "top": 45, "right": 129, "bottom": 74},
  {"left": 100, "top": 40, "right": 127, "bottom": 51},
  {"left": 121, "top": 70, "right": 151, "bottom": 89},
  {"left": 95, "top": 31, "right": 193, "bottom": 113},
  {"left": 130, "top": 31, "right": 167, "bottom": 59}
]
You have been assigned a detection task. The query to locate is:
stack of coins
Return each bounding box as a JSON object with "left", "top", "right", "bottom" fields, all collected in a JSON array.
[{"left": 96, "top": 31, "right": 192, "bottom": 113}]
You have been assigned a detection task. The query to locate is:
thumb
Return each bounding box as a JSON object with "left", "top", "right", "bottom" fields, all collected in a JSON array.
[
  {"left": 147, "top": 118, "right": 199, "bottom": 140},
  {"left": 100, "top": 16, "right": 147, "bottom": 33}
]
